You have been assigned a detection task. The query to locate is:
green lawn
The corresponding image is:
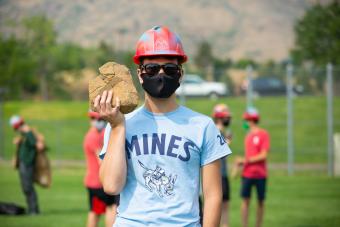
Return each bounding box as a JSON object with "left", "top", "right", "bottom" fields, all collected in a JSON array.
[
  {"left": 0, "top": 164, "right": 339, "bottom": 227},
  {"left": 2, "top": 96, "right": 340, "bottom": 163}
]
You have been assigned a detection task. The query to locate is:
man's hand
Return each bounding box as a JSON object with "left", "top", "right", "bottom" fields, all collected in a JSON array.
[
  {"left": 36, "top": 141, "right": 45, "bottom": 152},
  {"left": 235, "top": 156, "right": 245, "bottom": 166},
  {"left": 11, "top": 157, "right": 18, "bottom": 169},
  {"left": 93, "top": 90, "right": 125, "bottom": 128},
  {"left": 231, "top": 157, "right": 243, "bottom": 179},
  {"left": 13, "top": 137, "right": 21, "bottom": 145}
]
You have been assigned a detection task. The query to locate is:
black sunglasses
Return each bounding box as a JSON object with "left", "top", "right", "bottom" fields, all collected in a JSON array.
[
  {"left": 90, "top": 117, "right": 103, "bottom": 121},
  {"left": 140, "top": 63, "right": 181, "bottom": 76}
]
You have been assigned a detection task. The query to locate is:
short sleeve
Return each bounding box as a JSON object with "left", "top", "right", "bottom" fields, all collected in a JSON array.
[
  {"left": 260, "top": 131, "right": 270, "bottom": 152},
  {"left": 99, "top": 124, "right": 111, "bottom": 160},
  {"left": 200, "top": 119, "right": 232, "bottom": 166}
]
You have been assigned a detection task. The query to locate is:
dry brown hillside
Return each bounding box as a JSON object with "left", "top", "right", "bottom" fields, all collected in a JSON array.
[{"left": 0, "top": 0, "right": 331, "bottom": 62}]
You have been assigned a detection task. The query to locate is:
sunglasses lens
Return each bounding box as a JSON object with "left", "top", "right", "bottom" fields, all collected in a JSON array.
[
  {"left": 163, "top": 63, "right": 180, "bottom": 76},
  {"left": 144, "top": 64, "right": 161, "bottom": 75},
  {"left": 142, "top": 63, "right": 180, "bottom": 76}
]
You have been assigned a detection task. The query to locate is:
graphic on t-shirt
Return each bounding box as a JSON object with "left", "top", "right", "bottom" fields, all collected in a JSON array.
[
  {"left": 138, "top": 160, "right": 177, "bottom": 198},
  {"left": 253, "top": 136, "right": 259, "bottom": 145},
  {"left": 217, "top": 133, "right": 227, "bottom": 145}
]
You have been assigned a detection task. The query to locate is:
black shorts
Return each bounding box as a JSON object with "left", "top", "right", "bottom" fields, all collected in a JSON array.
[
  {"left": 222, "top": 176, "right": 230, "bottom": 201},
  {"left": 240, "top": 177, "right": 267, "bottom": 201},
  {"left": 87, "top": 188, "right": 120, "bottom": 214}
]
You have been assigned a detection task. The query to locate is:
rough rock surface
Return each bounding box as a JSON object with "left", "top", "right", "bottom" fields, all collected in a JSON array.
[{"left": 89, "top": 62, "right": 139, "bottom": 114}]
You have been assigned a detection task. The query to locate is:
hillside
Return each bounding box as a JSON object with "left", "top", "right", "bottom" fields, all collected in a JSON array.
[{"left": 0, "top": 0, "right": 331, "bottom": 62}]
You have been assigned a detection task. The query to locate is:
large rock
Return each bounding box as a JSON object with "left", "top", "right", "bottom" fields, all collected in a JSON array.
[{"left": 89, "top": 62, "right": 139, "bottom": 114}]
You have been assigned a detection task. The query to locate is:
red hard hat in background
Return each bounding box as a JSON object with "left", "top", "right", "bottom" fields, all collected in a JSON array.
[
  {"left": 9, "top": 115, "right": 24, "bottom": 129},
  {"left": 243, "top": 107, "right": 260, "bottom": 121},
  {"left": 88, "top": 111, "right": 100, "bottom": 119},
  {"left": 133, "top": 26, "right": 188, "bottom": 65},
  {"left": 213, "top": 104, "right": 231, "bottom": 118}
]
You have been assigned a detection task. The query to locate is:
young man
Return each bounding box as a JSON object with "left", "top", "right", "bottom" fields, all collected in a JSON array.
[
  {"left": 95, "top": 26, "right": 232, "bottom": 227},
  {"left": 9, "top": 115, "right": 39, "bottom": 215},
  {"left": 84, "top": 111, "right": 119, "bottom": 227},
  {"left": 212, "top": 104, "right": 232, "bottom": 227},
  {"left": 236, "top": 107, "right": 270, "bottom": 227}
]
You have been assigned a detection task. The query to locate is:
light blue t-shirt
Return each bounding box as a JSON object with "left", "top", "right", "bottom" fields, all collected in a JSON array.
[
  {"left": 100, "top": 105, "right": 232, "bottom": 227},
  {"left": 221, "top": 129, "right": 232, "bottom": 177}
]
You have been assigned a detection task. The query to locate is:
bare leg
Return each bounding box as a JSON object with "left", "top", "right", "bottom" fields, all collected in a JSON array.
[
  {"left": 221, "top": 201, "right": 229, "bottom": 227},
  {"left": 255, "top": 200, "right": 265, "bottom": 227},
  {"left": 241, "top": 198, "right": 250, "bottom": 227},
  {"left": 87, "top": 211, "right": 99, "bottom": 227},
  {"left": 105, "top": 204, "right": 117, "bottom": 227}
]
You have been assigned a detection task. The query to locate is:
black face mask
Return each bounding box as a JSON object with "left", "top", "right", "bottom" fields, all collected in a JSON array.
[
  {"left": 222, "top": 118, "right": 231, "bottom": 127},
  {"left": 141, "top": 72, "right": 181, "bottom": 98}
]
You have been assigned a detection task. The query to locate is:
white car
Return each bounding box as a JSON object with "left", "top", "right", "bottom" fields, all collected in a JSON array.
[{"left": 176, "top": 74, "right": 228, "bottom": 99}]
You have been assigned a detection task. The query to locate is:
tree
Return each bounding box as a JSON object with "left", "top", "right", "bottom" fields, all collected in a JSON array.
[
  {"left": 194, "top": 41, "right": 214, "bottom": 69},
  {"left": 97, "top": 41, "right": 115, "bottom": 65},
  {"left": 0, "top": 36, "right": 37, "bottom": 99},
  {"left": 23, "top": 15, "right": 57, "bottom": 100},
  {"left": 194, "top": 41, "right": 215, "bottom": 80},
  {"left": 52, "top": 43, "right": 86, "bottom": 70},
  {"left": 233, "top": 58, "right": 257, "bottom": 69},
  {"left": 291, "top": 1, "right": 340, "bottom": 65}
]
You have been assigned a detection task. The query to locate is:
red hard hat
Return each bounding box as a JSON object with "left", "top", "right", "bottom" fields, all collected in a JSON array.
[
  {"left": 133, "top": 26, "right": 188, "bottom": 65},
  {"left": 88, "top": 111, "right": 100, "bottom": 119},
  {"left": 9, "top": 115, "right": 24, "bottom": 129},
  {"left": 243, "top": 107, "right": 260, "bottom": 121},
  {"left": 213, "top": 104, "right": 231, "bottom": 118}
]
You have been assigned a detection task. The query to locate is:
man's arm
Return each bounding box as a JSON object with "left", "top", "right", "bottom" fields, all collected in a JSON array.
[
  {"left": 95, "top": 90, "right": 127, "bottom": 195},
  {"left": 201, "top": 159, "right": 222, "bottom": 227},
  {"left": 247, "top": 149, "right": 268, "bottom": 163},
  {"left": 236, "top": 149, "right": 268, "bottom": 165},
  {"left": 99, "top": 125, "right": 126, "bottom": 195}
]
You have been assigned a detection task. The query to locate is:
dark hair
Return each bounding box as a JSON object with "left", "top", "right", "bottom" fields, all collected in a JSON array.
[
  {"left": 139, "top": 56, "right": 180, "bottom": 66},
  {"left": 249, "top": 119, "right": 259, "bottom": 124}
]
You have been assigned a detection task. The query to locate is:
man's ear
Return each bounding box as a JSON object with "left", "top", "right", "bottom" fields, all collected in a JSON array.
[
  {"left": 137, "top": 68, "right": 143, "bottom": 84},
  {"left": 179, "top": 68, "right": 184, "bottom": 83}
]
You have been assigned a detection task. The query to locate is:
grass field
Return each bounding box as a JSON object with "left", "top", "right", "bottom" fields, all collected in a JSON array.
[
  {"left": 0, "top": 164, "right": 339, "bottom": 227},
  {"left": 1, "top": 96, "right": 340, "bottom": 226},
  {"left": 2, "top": 96, "right": 340, "bottom": 164}
]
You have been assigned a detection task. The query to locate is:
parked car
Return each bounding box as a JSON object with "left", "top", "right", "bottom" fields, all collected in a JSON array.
[
  {"left": 176, "top": 74, "right": 228, "bottom": 99},
  {"left": 243, "top": 77, "right": 304, "bottom": 96}
]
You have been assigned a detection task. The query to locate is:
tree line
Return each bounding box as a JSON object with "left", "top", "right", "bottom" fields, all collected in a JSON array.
[
  {"left": 0, "top": 1, "right": 338, "bottom": 100},
  {"left": 0, "top": 15, "right": 136, "bottom": 100}
]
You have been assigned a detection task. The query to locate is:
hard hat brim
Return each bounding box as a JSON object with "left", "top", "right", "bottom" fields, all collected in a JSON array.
[{"left": 133, "top": 53, "right": 187, "bottom": 65}]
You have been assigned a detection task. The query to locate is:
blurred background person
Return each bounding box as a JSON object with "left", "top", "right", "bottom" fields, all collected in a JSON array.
[
  {"left": 235, "top": 107, "right": 270, "bottom": 227},
  {"left": 213, "top": 104, "right": 232, "bottom": 227},
  {"left": 9, "top": 115, "right": 40, "bottom": 215},
  {"left": 84, "top": 111, "right": 119, "bottom": 227}
]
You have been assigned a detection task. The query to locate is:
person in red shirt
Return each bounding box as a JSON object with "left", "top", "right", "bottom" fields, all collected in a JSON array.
[
  {"left": 84, "top": 111, "right": 119, "bottom": 227},
  {"left": 236, "top": 107, "right": 270, "bottom": 227}
]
